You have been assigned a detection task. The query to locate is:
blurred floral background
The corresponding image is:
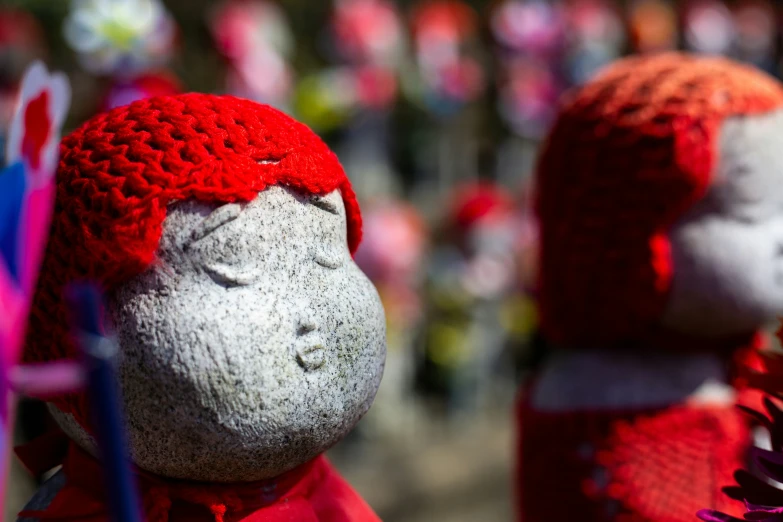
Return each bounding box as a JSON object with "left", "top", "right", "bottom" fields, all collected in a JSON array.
[{"left": 3, "top": 0, "right": 781, "bottom": 519}]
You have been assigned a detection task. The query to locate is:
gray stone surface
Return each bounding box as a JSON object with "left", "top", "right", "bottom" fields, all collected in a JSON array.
[
  {"left": 534, "top": 110, "right": 783, "bottom": 410},
  {"left": 531, "top": 350, "right": 733, "bottom": 410},
  {"left": 50, "top": 186, "right": 386, "bottom": 482},
  {"left": 663, "top": 109, "right": 783, "bottom": 336}
]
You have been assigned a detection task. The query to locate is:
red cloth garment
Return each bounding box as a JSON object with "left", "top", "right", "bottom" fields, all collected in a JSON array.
[
  {"left": 14, "top": 93, "right": 379, "bottom": 522},
  {"left": 17, "top": 437, "right": 380, "bottom": 522},
  {"left": 515, "top": 396, "right": 750, "bottom": 522},
  {"left": 514, "top": 333, "right": 767, "bottom": 522}
]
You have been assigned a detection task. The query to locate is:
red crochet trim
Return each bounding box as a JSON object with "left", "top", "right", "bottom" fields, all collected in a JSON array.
[
  {"left": 535, "top": 53, "right": 783, "bottom": 346},
  {"left": 597, "top": 406, "right": 748, "bottom": 522},
  {"left": 515, "top": 394, "right": 750, "bottom": 522},
  {"left": 23, "top": 93, "right": 362, "bottom": 426}
]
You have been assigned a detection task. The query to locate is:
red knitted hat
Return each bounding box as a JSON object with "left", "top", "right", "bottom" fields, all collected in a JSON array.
[
  {"left": 24, "top": 93, "right": 361, "bottom": 420},
  {"left": 449, "top": 181, "right": 514, "bottom": 232},
  {"left": 536, "top": 52, "right": 783, "bottom": 347}
]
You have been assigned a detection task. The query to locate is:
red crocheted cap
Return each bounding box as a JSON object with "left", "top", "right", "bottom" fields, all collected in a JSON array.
[
  {"left": 449, "top": 181, "right": 514, "bottom": 232},
  {"left": 24, "top": 93, "right": 361, "bottom": 421},
  {"left": 536, "top": 52, "right": 783, "bottom": 347}
]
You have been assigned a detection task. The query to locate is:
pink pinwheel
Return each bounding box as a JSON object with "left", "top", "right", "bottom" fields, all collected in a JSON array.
[
  {"left": 0, "top": 61, "right": 72, "bottom": 499},
  {"left": 1, "top": 61, "right": 69, "bottom": 364}
]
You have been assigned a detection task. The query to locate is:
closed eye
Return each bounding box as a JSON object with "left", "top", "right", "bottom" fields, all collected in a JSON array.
[
  {"left": 310, "top": 195, "right": 339, "bottom": 215},
  {"left": 187, "top": 203, "right": 243, "bottom": 246},
  {"left": 313, "top": 252, "right": 344, "bottom": 269},
  {"left": 203, "top": 263, "right": 260, "bottom": 287}
]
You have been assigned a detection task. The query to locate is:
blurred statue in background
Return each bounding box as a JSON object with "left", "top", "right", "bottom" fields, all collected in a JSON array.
[
  {"left": 354, "top": 200, "right": 428, "bottom": 437},
  {"left": 63, "top": 0, "right": 181, "bottom": 113},
  {"left": 517, "top": 53, "right": 783, "bottom": 522},
  {"left": 209, "top": 0, "right": 295, "bottom": 111},
  {"left": 419, "top": 182, "right": 534, "bottom": 416},
  {"left": 17, "top": 94, "right": 386, "bottom": 522}
]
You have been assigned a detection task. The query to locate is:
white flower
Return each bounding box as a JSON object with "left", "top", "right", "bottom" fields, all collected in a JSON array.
[{"left": 64, "top": 0, "right": 175, "bottom": 75}]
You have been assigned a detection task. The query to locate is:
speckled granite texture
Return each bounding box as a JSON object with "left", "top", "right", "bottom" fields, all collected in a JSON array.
[
  {"left": 662, "top": 109, "right": 783, "bottom": 336},
  {"left": 50, "top": 186, "right": 386, "bottom": 483}
]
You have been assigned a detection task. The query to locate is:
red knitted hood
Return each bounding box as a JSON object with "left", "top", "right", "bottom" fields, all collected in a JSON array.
[
  {"left": 535, "top": 53, "right": 783, "bottom": 348},
  {"left": 24, "top": 93, "right": 361, "bottom": 422},
  {"left": 449, "top": 181, "right": 515, "bottom": 233}
]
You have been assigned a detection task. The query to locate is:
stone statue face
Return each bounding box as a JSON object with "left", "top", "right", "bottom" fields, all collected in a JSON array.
[
  {"left": 663, "top": 108, "right": 783, "bottom": 337},
  {"left": 533, "top": 110, "right": 783, "bottom": 412},
  {"left": 51, "top": 186, "right": 386, "bottom": 482}
]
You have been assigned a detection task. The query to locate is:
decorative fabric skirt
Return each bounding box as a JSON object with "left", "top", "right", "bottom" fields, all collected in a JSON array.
[{"left": 515, "top": 394, "right": 752, "bottom": 522}]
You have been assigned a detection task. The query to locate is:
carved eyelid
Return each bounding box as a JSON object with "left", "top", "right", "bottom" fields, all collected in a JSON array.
[
  {"left": 188, "top": 203, "right": 243, "bottom": 245},
  {"left": 313, "top": 252, "right": 343, "bottom": 269},
  {"left": 182, "top": 204, "right": 256, "bottom": 286},
  {"left": 202, "top": 264, "right": 260, "bottom": 287},
  {"left": 188, "top": 193, "right": 344, "bottom": 283},
  {"left": 310, "top": 195, "right": 340, "bottom": 215}
]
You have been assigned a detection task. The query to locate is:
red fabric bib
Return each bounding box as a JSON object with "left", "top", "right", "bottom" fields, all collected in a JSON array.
[
  {"left": 514, "top": 334, "right": 768, "bottom": 522},
  {"left": 16, "top": 433, "right": 380, "bottom": 522},
  {"left": 515, "top": 397, "right": 751, "bottom": 522}
]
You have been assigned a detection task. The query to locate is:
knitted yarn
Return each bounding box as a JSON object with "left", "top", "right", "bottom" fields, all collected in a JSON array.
[
  {"left": 596, "top": 405, "right": 747, "bottom": 522},
  {"left": 515, "top": 399, "right": 749, "bottom": 522},
  {"left": 24, "top": 93, "right": 362, "bottom": 425},
  {"left": 536, "top": 52, "right": 783, "bottom": 347}
]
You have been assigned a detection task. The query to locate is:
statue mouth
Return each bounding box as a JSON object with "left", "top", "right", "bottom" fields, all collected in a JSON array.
[{"left": 296, "top": 343, "right": 326, "bottom": 370}]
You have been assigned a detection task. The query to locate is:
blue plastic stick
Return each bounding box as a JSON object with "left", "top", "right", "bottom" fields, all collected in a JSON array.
[{"left": 66, "top": 283, "right": 142, "bottom": 522}]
